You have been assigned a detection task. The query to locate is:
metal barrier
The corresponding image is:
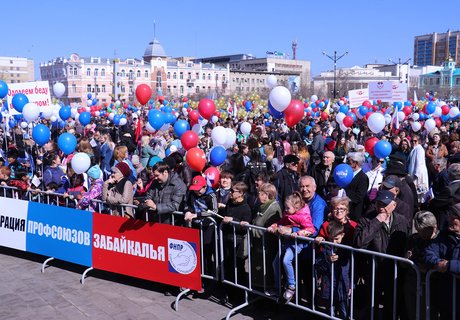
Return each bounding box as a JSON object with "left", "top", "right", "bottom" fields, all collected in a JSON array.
[{"left": 425, "top": 269, "right": 458, "bottom": 320}]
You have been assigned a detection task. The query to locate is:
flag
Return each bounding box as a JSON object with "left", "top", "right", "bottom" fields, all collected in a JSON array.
[
  {"left": 134, "top": 118, "right": 142, "bottom": 143},
  {"left": 414, "top": 90, "right": 418, "bottom": 102}
]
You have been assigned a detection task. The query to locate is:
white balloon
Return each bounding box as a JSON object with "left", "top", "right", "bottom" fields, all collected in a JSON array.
[
  {"left": 411, "top": 121, "right": 422, "bottom": 132},
  {"left": 159, "top": 123, "right": 169, "bottom": 131},
  {"left": 397, "top": 111, "right": 406, "bottom": 122},
  {"left": 200, "top": 119, "right": 208, "bottom": 126},
  {"left": 224, "top": 128, "right": 236, "bottom": 149},
  {"left": 115, "top": 100, "right": 121, "bottom": 106},
  {"left": 368, "top": 113, "right": 385, "bottom": 134},
  {"left": 269, "top": 86, "right": 291, "bottom": 112},
  {"left": 310, "top": 95, "right": 318, "bottom": 103},
  {"left": 240, "top": 121, "right": 252, "bottom": 135},
  {"left": 336, "top": 112, "right": 346, "bottom": 124},
  {"left": 338, "top": 100, "right": 344, "bottom": 106},
  {"left": 71, "top": 152, "right": 91, "bottom": 174},
  {"left": 384, "top": 114, "right": 392, "bottom": 125},
  {"left": 119, "top": 118, "right": 127, "bottom": 126},
  {"left": 339, "top": 123, "right": 348, "bottom": 132},
  {"left": 74, "top": 113, "right": 80, "bottom": 121},
  {"left": 211, "top": 115, "right": 218, "bottom": 123},
  {"left": 356, "top": 112, "right": 364, "bottom": 119},
  {"left": 191, "top": 123, "right": 202, "bottom": 135},
  {"left": 87, "top": 99, "right": 93, "bottom": 107},
  {"left": 50, "top": 115, "right": 57, "bottom": 123},
  {"left": 22, "top": 102, "right": 40, "bottom": 122},
  {"left": 108, "top": 113, "right": 115, "bottom": 121},
  {"left": 145, "top": 122, "right": 155, "bottom": 132},
  {"left": 424, "top": 118, "right": 436, "bottom": 132},
  {"left": 71, "top": 107, "right": 78, "bottom": 117},
  {"left": 211, "top": 126, "right": 227, "bottom": 145},
  {"left": 95, "top": 111, "right": 100, "bottom": 117},
  {"left": 412, "top": 113, "right": 420, "bottom": 121},
  {"left": 28, "top": 123, "right": 33, "bottom": 129},
  {"left": 449, "top": 106, "right": 459, "bottom": 118},
  {"left": 20, "top": 121, "right": 28, "bottom": 129},
  {"left": 434, "top": 106, "right": 442, "bottom": 117},
  {"left": 266, "top": 75, "right": 277, "bottom": 89},
  {"left": 42, "top": 106, "right": 54, "bottom": 119},
  {"left": 53, "top": 82, "right": 66, "bottom": 98}
]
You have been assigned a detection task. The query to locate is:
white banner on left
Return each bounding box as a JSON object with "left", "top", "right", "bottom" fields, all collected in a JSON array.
[
  {"left": 6, "top": 80, "right": 51, "bottom": 115},
  {"left": 0, "top": 197, "right": 28, "bottom": 251}
]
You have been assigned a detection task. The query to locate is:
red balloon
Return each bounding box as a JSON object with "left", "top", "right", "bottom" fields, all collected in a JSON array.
[
  {"left": 364, "top": 137, "right": 379, "bottom": 157},
  {"left": 321, "top": 112, "right": 329, "bottom": 121},
  {"left": 135, "top": 84, "right": 152, "bottom": 105},
  {"left": 343, "top": 116, "right": 354, "bottom": 128},
  {"left": 214, "top": 110, "right": 220, "bottom": 117},
  {"left": 182, "top": 97, "right": 188, "bottom": 103},
  {"left": 365, "top": 112, "right": 373, "bottom": 121},
  {"left": 284, "top": 100, "right": 304, "bottom": 127},
  {"left": 403, "top": 106, "right": 412, "bottom": 116},
  {"left": 435, "top": 118, "right": 442, "bottom": 128},
  {"left": 411, "top": 101, "right": 416, "bottom": 107},
  {"left": 362, "top": 100, "right": 372, "bottom": 107},
  {"left": 204, "top": 166, "right": 220, "bottom": 188},
  {"left": 441, "top": 105, "right": 450, "bottom": 115},
  {"left": 327, "top": 140, "right": 336, "bottom": 151},
  {"left": 180, "top": 130, "right": 199, "bottom": 151},
  {"left": 189, "top": 110, "right": 200, "bottom": 123},
  {"left": 186, "top": 147, "right": 206, "bottom": 172},
  {"left": 198, "top": 98, "right": 216, "bottom": 120}
]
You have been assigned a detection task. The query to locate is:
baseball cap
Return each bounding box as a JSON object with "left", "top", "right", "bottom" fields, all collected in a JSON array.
[
  {"left": 189, "top": 175, "right": 207, "bottom": 191},
  {"left": 376, "top": 189, "right": 396, "bottom": 206},
  {"left": 382, "top": 175, "right": 402, "bottom": 189}
]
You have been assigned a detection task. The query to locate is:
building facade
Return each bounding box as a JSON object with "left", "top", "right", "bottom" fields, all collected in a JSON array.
[
  {"left": 419, "top": 57, "right": 460, "bottom": 100},
  {"left": 414, "top": 30, "right": 460, "bottom": 67},
  {"left": 0, "top": 56, "right": 34, "bottom": 83}
]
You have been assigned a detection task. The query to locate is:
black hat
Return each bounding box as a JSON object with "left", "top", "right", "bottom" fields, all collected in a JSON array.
[
  {"left": 284, "top": 154, "right": 300, "bottom": 164},
  {"left": 382, "top": 175, "right": 402, "bottom": 189},
  {"left": 376, "top": 189, "right": 396, "bottom": 206},
  {"left": 448, "top": 152, "right": 460, "bottom": 165},
  {"left": 384, "top": 154, "right": 407, "bottom": 176},
  {"left": 448, "top": 204, "right": 460, "bottom": 219}
]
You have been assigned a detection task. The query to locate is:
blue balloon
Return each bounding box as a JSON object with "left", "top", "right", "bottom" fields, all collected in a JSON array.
[
  {"left": 358, "top": 106, "right": 369, "bottom": 116},
  {"left": 8, "top": 119, "right": 16, "bottom": 128},
  {"left": 183, "top": 102, "right": 189, "bottom": 109},
  {"left": 426, "top": 101, "right": 436, "bottom": 114},
  {"left": 92, "top": 99, "right": 98, "bottom": 106},
  {"left": 32, "top": 124, "right": 51, "bottom": 146},
  {"left": 174, "top": 120, "right": 190, "bottom": 138},
  {"left": 346, "top": 111, "right": 357, "bottom": 122},
  {"left": 210, "top": 146, "right": 227, "bottom": 166},
  {"left": 374, "top": 140, "right": 392, "bottom": 159},
  {"left": 245, "top": 100, "right": 253, "bottom": 111},
  {"left": 58, "top": 132, "right": 77, "bottom": 155},
  {"left": 163, "top": 100, "right": 169, "bottom": 106},
  {"left": 164, "top": 106, "right": 172, "bottom": 113},
  {"left": 305, "top": 125, "right": 312, "bottom": 134},
  {"left": 0, "top": 80, "right": 8, "bottom": 99},
  {"left": 333, "top": 164, "right": 354, "bottom": 188},
  {"left": 339, "top": 105, "right": 349, "bottom": 114},
  {"left": 148, "top": 109, "right": 165, "bottom": 130},
  {"left": 318, "top": 101, "right": 325, "bottom": 108},
  {"left": 87, "top": 93, "right": 92, "bottom": 99},
  {"left": 165, "top": 112, "right": 176, "bottom": 124},
  {"left": 404, "top": 101, "right": 411, "bottom": 107},
  {"left": 393, "top": 101, "right": 402, "bottom": 110},
  {"left": 441, "top": 114, "right": 450, "bottom": 122},
  {"left": 113, "top": 114, "right": 121, "bottom": 125},
  {"left": 59, "top": 106, "right": 71, "bottom": 120},
  {"left": 12, "top": 93, "right": 29, "bottom": 113},
  {"left": 268, "top": 100, "right": 284, "bottom": 119},
  {"left": 13, "top": 114, "right": 22, "bottom": 121},
  {"left": 79, "top": 112, "right": 91, "bottom": 126}
]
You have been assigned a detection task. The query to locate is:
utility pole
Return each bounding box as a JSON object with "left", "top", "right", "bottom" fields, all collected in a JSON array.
[{"left": 323, "top": 51, "right": 348, "bottom": 99}]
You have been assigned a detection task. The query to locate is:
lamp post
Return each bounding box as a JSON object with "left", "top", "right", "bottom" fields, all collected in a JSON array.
[
  {"left": 388, "top": 58, "right": 411, "bottom": 83},
  {"left": 322, "top": 50, "right": 348, "bottom": 99}
]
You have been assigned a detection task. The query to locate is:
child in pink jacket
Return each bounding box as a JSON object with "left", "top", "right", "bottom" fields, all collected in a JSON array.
[{"left": 268, "top": 192, "right": 315, "bottom": 302}]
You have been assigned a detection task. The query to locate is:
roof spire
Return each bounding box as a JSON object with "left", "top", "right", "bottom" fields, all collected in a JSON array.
[{"left": 153, "top": 20, "right": 156, "bottom": 41}]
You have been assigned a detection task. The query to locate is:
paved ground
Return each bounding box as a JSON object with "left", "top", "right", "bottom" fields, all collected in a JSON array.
[{"left": 0, "top": 247, "right": 319, "bottom": 320}]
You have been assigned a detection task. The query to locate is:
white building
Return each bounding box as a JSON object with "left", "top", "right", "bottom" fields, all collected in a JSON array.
[{"left": 0, "top": 56, "right": 34, "bottom": 83}]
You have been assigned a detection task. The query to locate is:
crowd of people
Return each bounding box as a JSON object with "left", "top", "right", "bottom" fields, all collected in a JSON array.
[{"left": 0, "top": 96, "right": 459, "bottom": 319}]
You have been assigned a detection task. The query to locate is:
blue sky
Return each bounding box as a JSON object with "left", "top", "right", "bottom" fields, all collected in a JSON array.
[{"left": 4, "top": 0, "right": 460, "bottom": 79}]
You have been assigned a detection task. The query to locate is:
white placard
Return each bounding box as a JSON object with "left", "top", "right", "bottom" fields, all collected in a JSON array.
[
  {"left": 348, "top": 88, "right": 369, "bottom": 108},
  {"left": 369, "top": 81, "right": 393, "bottom": 102},
  {"left": 5, "top": 80, "right": 51, "bottom": 115},
  {"left": 391, "top": 82, "right": 408, "bottom": 102},
  {"left": 0, "top": 197, "right": 28, "bottom": 251}
]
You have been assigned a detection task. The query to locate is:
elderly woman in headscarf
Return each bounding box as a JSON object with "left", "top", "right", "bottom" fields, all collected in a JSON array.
[{"left": 102, "top": 162, "right": 134, "bottom": 218}]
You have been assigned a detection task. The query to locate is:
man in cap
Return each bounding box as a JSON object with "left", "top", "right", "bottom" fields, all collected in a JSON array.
[
  {"left": 354, "top": 189, "right": 410, "bottom": 319},
  {"left": 381, "top": 175, "right": 412, "bottom": 221},
  {"left": 423, "top": 203, "right": 460, "bottom": 319},
  {"left": 274, "top": 154, "right": 300, "bottom": 210}
]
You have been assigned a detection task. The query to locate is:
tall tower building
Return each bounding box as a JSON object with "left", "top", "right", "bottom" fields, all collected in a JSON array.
[{"left": 414, "top": 30, "right": 460, "bottom": 67}]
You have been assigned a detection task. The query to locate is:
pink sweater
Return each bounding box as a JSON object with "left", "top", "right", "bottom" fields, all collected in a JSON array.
[{"left": 273, "top": 205, "right": 315, "bottom": 234}]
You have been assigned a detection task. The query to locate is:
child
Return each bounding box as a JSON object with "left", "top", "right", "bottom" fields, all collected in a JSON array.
[
  {"left": 268, "top": 192, "right": 315, "bottom": 302},
  {"left": 316, "top": 220, "right": 351, "bottom": 319},
  {"left": 8, "top": 169, "right": 30, "bottom": 199}
]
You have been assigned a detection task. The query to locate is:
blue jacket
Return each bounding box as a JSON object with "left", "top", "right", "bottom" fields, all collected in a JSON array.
[
  {"left": 308, "top": 193, "right": 327, "bottom": 237},
  {"left": 100, "top": 142, "right": 113, "bottom": 175},
  {"left": 424, "top": 231, "right": 460, "bottom": 275}
]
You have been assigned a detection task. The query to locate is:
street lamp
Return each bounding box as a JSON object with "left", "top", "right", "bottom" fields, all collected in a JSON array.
[
  {"left": 323, "top": 50, "right": 348, "bottom": 99},
  {"left": 388, "top": 58, "right": 411, "bottom": 83}
]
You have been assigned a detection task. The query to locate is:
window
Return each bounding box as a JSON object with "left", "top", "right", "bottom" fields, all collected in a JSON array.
[
  {"left": 180, "top": 72, "right": 184, "bottom": 80},
  {"left": 129, "top": 70, "right": 134, "bottom": 80},
  {"left": 456, "top": 78, "right": 460, "bottom": 85},
  {"left": 137, "top": 70, "right": 141, "bottom": 78},
  {"left": 208, "top": 73, "right": 211, "bottom": 80},
  {"left": 72, "top": 84, "right": 76, "bottom": 94},
  {"left": 121, "top": 69, "right": 125, "bottom": 77},
  {"left": 222, "top": 74, "right": 226, "bottom": 82},
  {"left": 73, "top": 67, "right": 78, "bottom": 76},
  {"left": 102, "top": 85, "right": 106, "bottom": 93},
  {"left": 196, "top": 86, "right": 200, "bottom": 93},
  {"left": 121, "top": 85, "right": 126, "bottom": 93},
  {"left": 173, "top": 72, "right": 177, "bottom": 79},
  {"left": 101, "top": 68, "right": 105, "bottom": 77},
  {"left": 167, "top": 72, "right": 171, "bottom": 79},
  {"left": 86, "top": 68, "right": 91, "bottom": 76},
  {"left": 144, "top": 70, "right": 149, "bottom": 78},
  {"left": 94, "top": 68, "right": 99, "bottom": 77},
  {"left": 96, "top": 85, "right": 100, "bottom": 93},
  {"left": 167, "top": 86, "right": 171, "bottom": 94},
  {"left": 87, "top": 84, "right": 91, "bottom": 92},
  {"left": 129, "top": 85, "right": 133, "bottom": 93},
  {"left": 156, "top": 71, "right": 162, "bottom": 88},
  {"left": 202, "top": 73, "right": 205, "bottom": 80},
  {"left": 180, "top": 85, "right": 184, "bottom": 94},
  {"left": 196, "top": 72, "right": 199, "bottom": 80},
  {"left": 215, "top": 74, "right": 218, "bottom": 80}
]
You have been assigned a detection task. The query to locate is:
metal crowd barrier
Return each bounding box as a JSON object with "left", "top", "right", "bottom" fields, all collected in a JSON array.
[{"left": 425, "top": 269, "right": 458, "bottom": 320}]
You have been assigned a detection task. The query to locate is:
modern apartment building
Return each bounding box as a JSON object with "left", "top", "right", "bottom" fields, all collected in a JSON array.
[{"left": 414, "top": 30, "right": 460, "bottom": 67}]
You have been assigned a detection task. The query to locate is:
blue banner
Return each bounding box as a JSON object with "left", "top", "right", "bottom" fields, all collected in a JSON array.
[{"left": 26, "top": 202, "right": 92, "bottom": 267}]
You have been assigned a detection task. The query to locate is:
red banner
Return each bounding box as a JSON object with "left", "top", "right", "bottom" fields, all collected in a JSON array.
[{"left": 92, "top": 214, "right": 202, "bottom": 291}]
